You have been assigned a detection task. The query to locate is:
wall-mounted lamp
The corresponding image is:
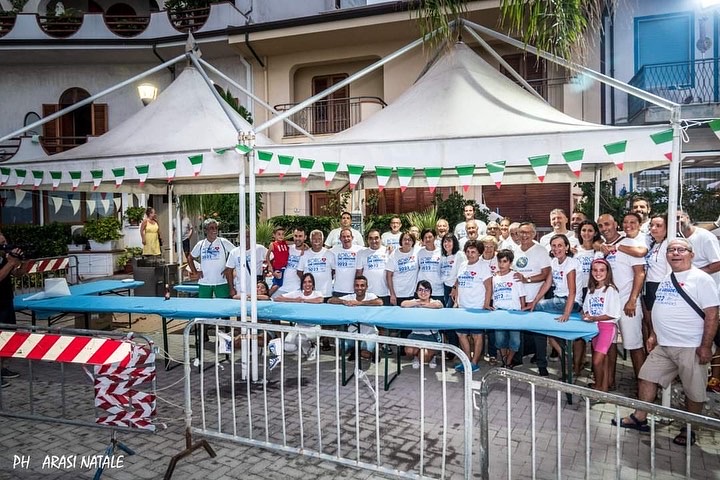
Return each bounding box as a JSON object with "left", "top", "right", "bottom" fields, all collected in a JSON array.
[{"left": 138, "top": 83, "right": 158, "bottom": 106}]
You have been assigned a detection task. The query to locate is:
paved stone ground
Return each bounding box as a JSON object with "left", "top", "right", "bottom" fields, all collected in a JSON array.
[{"left": 1, "top": 302, "right": 720, "bottom": 479}]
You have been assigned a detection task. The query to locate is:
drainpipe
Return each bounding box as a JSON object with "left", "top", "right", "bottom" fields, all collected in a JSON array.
[{"left": 238, "top": 55, "right": 254, "bottom": 121}]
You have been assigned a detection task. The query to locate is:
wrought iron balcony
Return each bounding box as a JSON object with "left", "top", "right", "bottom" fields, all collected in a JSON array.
[
  {"left": 628, "top": 58, "right": 720, "bottom": 121},
  {"left": 273, "top": 96, "right": 386, "bottom": 137}
]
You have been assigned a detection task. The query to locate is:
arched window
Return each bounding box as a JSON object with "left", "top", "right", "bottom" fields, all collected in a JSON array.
[{"left": 41, "top": 87, "right": 108, "bottom": 154}]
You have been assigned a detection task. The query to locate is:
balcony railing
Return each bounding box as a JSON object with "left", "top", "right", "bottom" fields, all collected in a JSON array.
[
  {"left": 0, "top": 137, "right": 20, "bottom": 162},
  {"left": 40, "top": 136, "right": 90, "bottom": 155},
  {"left": 103, "top": 14, "right": 150, "bottom": 37},
  {"left": 0, "top": 14, "right": 15, "bottom": 38},
  {"left": 628, "top": 58, "right": 720, "bottom": 120},
  {"left": 274, "top": 96, "right": 386, "bottom": 137}
]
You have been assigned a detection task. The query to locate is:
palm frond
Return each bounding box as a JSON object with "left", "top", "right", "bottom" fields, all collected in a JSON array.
[
  {"left": 405, "top": 206, "right": 438, "bottom": 232},
  {"left": 413, "top": 0, "right": 468, "bottom": 50}
]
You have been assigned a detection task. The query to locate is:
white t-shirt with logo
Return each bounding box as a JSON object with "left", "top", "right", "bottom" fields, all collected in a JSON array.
[
  {"left": 331, "top": 244, "right": 365, "bottom": 294},
  {"left": 575, "top": 246, "right": 603, "bottom": 292},
  {"left": 191, "top": 237, "right": 235, "bottom": 285},
  {"left": 340, "top": 292, "right": 380, "bottom": 335},
  {"left": 324, "top": 227, "right": 364, "bottom": 248},
  {"left": 381, "top": 231, "right": 401, "bottom": 249},
  {"left": 455, "top": 259, "right": 493, "bottom": 309},
  {"left": 582, "top": 285, "right": 622, "bottom": 324},
  {"left": 652, "top": 267, "right": 720, "bottom": 347},
  {"left": 225, "top": 244, "right": 266, "bottom": 292},
  {"left": 455, "top": 220, "right": 487, "bottom": 240},
  {"left": 417, "top": 247, "right": 443, "bottom": 296},
  {"left": 298, "top": 248, "right": 336, "bottom": 297},
  {"left": 603, "top": 237, "right": 645, "bottom": 299},
  {"left": 357, "top": 247, "right": 389, "bottom": 297},
  {"left": 385, "top": 247, "right": 419, "bottom": 298},
  {"left": 492, "top": 271, "right": 526, "bottom": 311},
  {"left": 644, "top": 238, "right": 669, "bottom": 283},
  {"left": 440, "top": 252, "right": 461, "bottom": 287},
  {"left": 551, "top": 256, "right": 583, "bottom": 304},
  {"left": 539, "top": 231, "right": 579, "bottom": 250},
  {"left": 480, "top": 255, "right": 498, "bottom": 276},
  {"left": 687, "top": 227, "right": 720, "bottom": 286},
  {"left": 278, "top": 244, "right": 304, "bottom": 294},
  {"left": 511, "top": 243, "right": 551, "bottom": 300}
]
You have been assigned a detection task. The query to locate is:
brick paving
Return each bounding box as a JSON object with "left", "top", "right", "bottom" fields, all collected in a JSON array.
[{"left": 1, "top": 308, "right": 719, "bottom": 479}]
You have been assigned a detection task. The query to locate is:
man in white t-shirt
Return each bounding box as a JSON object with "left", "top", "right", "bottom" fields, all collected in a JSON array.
[
  {"left": 356, "top": 229, "right": 390, "bottom": 304},
  {"left": 188, "top": 219, "right": 235, "bottom": 298},
  {"left": 678, "top": 210, "right": 720, "bottom": 287},
  {"left": 381, "top": 216, "right": 402, "bottom": 250},
  {"left": 598, "top": 213, "right": 647, "bottom": 380},
  {"left": 325, "top": 211, "right": 364, "bottom": 248},
  {"left": 329, "top": 275, "right": 383, "bottom": 360},
  {"left": 511, "top": 222, "right": 552, "bottom": 376},
  {"left": 225, "top": 239, "right": 267, "bottom": 299},
  {"left": 273, "top": 227, "right": 307, "bottom": 298},
  {"left": 614, "top": 239, "right": 719, "bottom": 443},
  {"left": 434, "top": 218, "right": 450, "bottom": 248},
  {"left": 299, "top": 230, "right": 335, "bottom": 299},
  {"left": 539, "top": 209, "right": 579, "bottom": 250},
  {"left": 458, "top": 220, "right": 480, "bottom": 250},
  {"left": 331, "top": 227, "right": 365, "bottom": 296},
  {"left": 454, "top": 204, "right": 487, "bottom": 240}
]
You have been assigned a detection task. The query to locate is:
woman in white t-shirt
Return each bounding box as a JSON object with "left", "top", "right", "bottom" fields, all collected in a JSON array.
[
  {"left": 440, "top": 233, "right": 461, "bottom": 308},
  {"left": 479, "top": 235, "right": 499, "bottom": 276},
  {"left": 417, "top": 229, "right": 444, "bottom": 302},
  {"left": 643, "top": 214, "right": 669, "bottom": 311},
  {"left": 573, "top": 220, "right": 603, "bottom": 375},
  {"left": 275, "top": 273, "right": 323, "bottom": 361},
  {"left": 385, "top": 231, "right": 419, "bottom": 306}
]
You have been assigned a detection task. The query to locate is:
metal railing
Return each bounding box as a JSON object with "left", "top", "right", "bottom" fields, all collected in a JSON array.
[
  {"left": 37, "top": 15, "right": 83, "bottom": 38},
  {"left": 476, "top": 368, "right": 720, "bottom": 480},
  {"left": 167, "top": 7, "right": 209, "bottom": 33},
  {"left": 168, "top": 319, "right": 475, "bottom": 479},
  {"left": 0, "top": 14, "right": 15, "bottom": 37},
  {"left": 274, "top": 96, "right": 386, "bottom": 137},
  {"left": 13, "top": 255, "right": 79, "bottom": 294},
  {"left": 103, "top": 14, "right": 150, "bottom": 37},
  {"left": 0, "top": 136, "right": 20, "bottom": 162},
  {"left": 628, "top": 58, "right": 720, "bottom": 120},
  {"left": 41, "top": 135, "right": 93, "bottom": 154}
]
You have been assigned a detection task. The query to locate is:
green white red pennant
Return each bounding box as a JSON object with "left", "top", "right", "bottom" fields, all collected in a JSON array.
[
  {"left": 346, "top": 164, "right": 364, "bottom": 189},
  {"left": 0, "top": 167, "right": 9, "bottom": 186},
  {"left": 91, "top": 170, "right": 103, "bottom": 190},
  {"left": 562, "top": 149, "right": 584, "bottom": 177},
  {"left": 50, "top": 171, "right": 62, "bottom": 190},
  {"left": 604, "top": 141, "right": 627, "bottom": 170},
  {"left": 528, "top": 154, "right": 550, "bottom": 182},
  {"left": 298, "top": 158, "right": 315, "bottom": 183},
  {"left": 235, "top": 144, "right": 252, "bottom": 154},
  {"left": 455, "top": 165, "right": 475, "bottom": 192},
  {"left": 163, "top": 160, "right": 177, "bottom": 182},
  {"left": 375, "top": 166, "right": 392, "bottom": 191},
  {"left": 650, "top": 129, "right": 673, "bottom": 161},
  {"left": 396, "top": 167, "right": 414, "bottom": 192},
  {"left": 277, "top": 155, "right": 294, "bottom": 178},
  {"left": 14, "top": 169, "right": 26, "bottom": 187},
  {"left": 135, "top": 165, "right": 149, "bottom": 186},
  {"left": 112, "top": 168, "right": 125, "bottom": 188},
  {"left": 256, "top": 150, "right": 273, "bottom": 175},
  {"left": 424, "top": 167, "right": 442, "bottom": 193},
  {"left": 708, "top": 119, "right": 720, "bottom": 142},
  {"left": 32, "top": 170, "right": 43, "bottom": 190},
  {"left": 69, "top": 171, "right": 82, "bottom": 191},
  {"left": 484, "top": 161, "right": 506, "bottom": 188},
  {"left": 188, "top": 154, "right": 203, "bottom": 176},
  {"left": 322, "top": 162, "right": 339, "bottom": 186},
  {"left": 212, "top": 147, "right": 229, "bottom": 155}
]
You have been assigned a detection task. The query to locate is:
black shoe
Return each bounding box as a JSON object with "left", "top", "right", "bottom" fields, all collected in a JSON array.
[
  {"left": 382, "top": 345, "right": 393, "bottom": 355},
  {"left": 1, "top": 368, "right": 19, "bottom": 379},
  {"left": 1, "top": 379, "right": 9, "bottom": 388},
  {"left": 346, "top": 351, "right": 356, "bottom": 362},
  {"left": 538, "top": 367, "right": 549, "bottom": 377},
  {"left": 530, "top": 355, "right": 537, "bottom": 364},
  {"left": 321, "top": 342, "right": 332, "bottom": 352}
]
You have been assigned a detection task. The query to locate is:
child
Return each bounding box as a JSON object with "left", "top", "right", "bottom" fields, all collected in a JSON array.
[
  {"left": 582, "top": 258, "right": 622, "bottom": 392},
  {"left": 266, "top": 226, "right": 290, "bottom": 296},
  {"left": 492, "top": 249, "right": 526, "bottom": 368}
]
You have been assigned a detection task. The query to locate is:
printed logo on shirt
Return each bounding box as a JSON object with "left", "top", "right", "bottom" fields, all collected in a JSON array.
[
  {"left": 202, "top": 245, "right": 221, "bottom": 261},
  {"left": 588, "top": 295, "right": 605, "bottom": 315},
  {"left": 336, "top": 252, "right": 357, "bottom": 269},
  {"left": 306, "top": 257, "right": 329, "bottom": 273},
  {"left": 654, "top": 280, "right": 680, "bottom": 306},
  {"left": 458, "top": 270, "right": 477, "bottom": 287},
  {"left": 419, "top": 256, "right": 439, "bottom": 272},
  {"left": 493, "top": 281, "right": 514, "bottom": 301},
  {"left": 515, "top": 256, "right": 528, "bottom": 268},
  {"left": 397, "top": 256, "right": 416, "bottom": 273},
  {"left": 287, "top": 254, "right": 300, "bottom": 270},
  {"left": 366, "top": 253, "right": 386, "bottom": 270}
]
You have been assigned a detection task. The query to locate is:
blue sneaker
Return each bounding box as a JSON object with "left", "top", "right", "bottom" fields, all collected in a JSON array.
[
  {"left": 471, "top": 363, "right": 480, "bottom": 372},
  {"left": 454, "top": 363, "right": 464, "bottom": 372}
]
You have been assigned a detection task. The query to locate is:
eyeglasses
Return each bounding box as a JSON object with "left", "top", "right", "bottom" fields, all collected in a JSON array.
[
  {"left": 666, "top": 247, "right": 690, "bottom": 254},
  {"left": 417, "top": 287, "right": 431, "bottom": 293}
]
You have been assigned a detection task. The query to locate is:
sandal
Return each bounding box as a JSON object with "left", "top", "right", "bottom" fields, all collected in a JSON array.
[
  {"left": 488, "top": 357, "right": 498, "bottom": 367},
  {"left": 611, "top": 413, "right": 650, "bottom": 432},
  {"left": 673, "top": 428, "right": 697, "bottom": 447}
]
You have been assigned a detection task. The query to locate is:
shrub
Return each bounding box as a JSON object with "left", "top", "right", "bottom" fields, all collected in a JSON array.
[
  {"left": 1, "top": 222, "right": 71, "bottom": 258},
  {"left": 269, "top": 215, "right": 333, "bottom": 238}
]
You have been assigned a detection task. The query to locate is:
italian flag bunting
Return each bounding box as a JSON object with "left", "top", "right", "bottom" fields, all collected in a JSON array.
[
  {"left": 235, "top": 144, "right": 252, "bottom": 154},
  {"left": 277, "top": 155, "right": 294, "bottom": 178},
  {"left": 112, "top": 168, "right": 125, "bottom": 188},
  {"left": 163, "top": 160, "right": 177, "bottom": 182},
  {"left": 375, "top": 166, "right": 392, "bottom": 191},
  {"left": 346, "top": 164, "right": 364, "bottom": 189},
  {"left": 0, "top": 167, "right": 9, "bottom": 186},
  {"left": 298, "top": 158, "right": 314, "bottom": 183},
  {"left": 562, "top": 149, "right": 584, "bottom": 177},
  {"left": 528, "top": 154, "right": 550, "bottom": 182},
  {"left": 50, "top": 171, "right": 62, "bottom": 190},
  {"left": 69, "top": 171, "right": 82, "bottom": 191},
  {"left": 424, "top": 167, "right": 442, "bottom": 193},
  {"left": 455, "top": 165, "right": 475, "bottom": 192},
  {"left": 322, "top": 162, "right": 339, "bottom": 186},
  {"left": 14, "top": 169, "right": 26, "bottom": 187},
  {"left": 396, "top": 167, "right": 414, "bottom": 192},
  {"left": 91, "top": 170, "right": 103, "bottom": 190},
  {"left": 256, "top": 150, "right": 273, "bottom": 175},
  {"left": 32, "top": 170, "right": 44, "bottom": 190},
  {"left": 604, "top": 141, "right": 627, "bottom": 170},
  {"left": 135, "top": 165, "right": 149, "bottom": 186},
  {"left": 650, "top": 129, "right": 673, "bottom": 161},
  {"left": 485, "top": 161, "right": 506, "bottom": 189},
  {"left": 189, "top": 154, "right": 203, "bottom": 176},
  {"left": 212, "top": 147, "right": 229, "bottom": 155}
]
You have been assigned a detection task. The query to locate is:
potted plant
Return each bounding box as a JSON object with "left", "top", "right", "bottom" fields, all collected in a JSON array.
[
  {"left": 116, "top": 246, "right": 142, "bottom": 274},
  {"left": 124, "top": 206, "right": 146, "bottom": 226},
  {"left": 84, "top": 216, "right": 123, "bottom": 250},
  {"left": 68, "top": 227, "right": 88, "bottom": 251}
]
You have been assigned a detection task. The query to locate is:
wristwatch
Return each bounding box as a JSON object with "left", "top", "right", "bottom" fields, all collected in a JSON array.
[{"left": 525, "top": 276, "right": 531, "bottom": 283}]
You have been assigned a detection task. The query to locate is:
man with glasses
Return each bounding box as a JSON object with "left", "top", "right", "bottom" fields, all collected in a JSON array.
[
  {"left": 325, "top": 211, "right": 364, "bottom": 248},
  {"left": 511, "top": 222, "right": 552, "bottom": 375},
  {"left": 458, "top": 220, "right": 480, "bottom": 250},
  {"left": 613, "top": 239, "right": 718, "bottom": 447}
]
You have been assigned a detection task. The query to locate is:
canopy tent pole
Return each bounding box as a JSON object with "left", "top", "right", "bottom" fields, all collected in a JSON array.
[
  {"left": 247, "top": 135, "right": 259, "bottom": 382},
  {"left": 593, "top": 168, "right": 601, "bottom": 221},
  {"left": 168, "top": 184, "right": 175, "bottom": 265},
  {"left": 198, "top": 58, "right": 316, "bottom": 141},
  {"left": 238, "top": 140, "right": 250, "bottom": 381},
  {"left": 0, "top": 53, "right": 187, "bottom": 144},
  {"left": 666, "top": 109, "right": 683, "bottom": 240},
  {"left": 175, "top": 194, "right": 183, "bottom": 282}
]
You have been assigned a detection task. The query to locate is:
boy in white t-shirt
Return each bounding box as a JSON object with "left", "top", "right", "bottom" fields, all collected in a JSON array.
[{"left": 492, "top": 249, "right": 526, "bottom": 368}]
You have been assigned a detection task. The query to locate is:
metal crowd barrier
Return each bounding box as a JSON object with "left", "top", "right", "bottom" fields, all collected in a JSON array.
[
  {"left": 13, "top": 254, "right": 79, "bottom": 294},
  {"left": 476, "top": 368, "right": 720, "bottom": 480},
  {"left": 167, "top": 319, "right": 476, "bottom": 479}
]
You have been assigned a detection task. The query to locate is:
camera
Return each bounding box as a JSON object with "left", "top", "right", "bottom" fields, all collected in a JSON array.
[{"left": 0, "top": 244, "right": 26, "bottom": 260}]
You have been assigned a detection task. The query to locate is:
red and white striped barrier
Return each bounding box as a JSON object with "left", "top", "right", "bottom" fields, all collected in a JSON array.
[
  {"left": 0, "top": 331, "right": 132, "bottom": 366},
  {"left": 25, "top": 257, "right": 69, "bottom": 274}
]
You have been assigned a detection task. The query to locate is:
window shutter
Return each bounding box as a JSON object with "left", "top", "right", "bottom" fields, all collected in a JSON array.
[
  {"left": 41, "top": 104, "right": 61, "bottom": 154},
  {"left": 91, "top": 103, "right": 108, "bottom": 136}
]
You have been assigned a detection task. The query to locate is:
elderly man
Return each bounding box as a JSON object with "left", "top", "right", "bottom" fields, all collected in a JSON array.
[
  {"left": 458, "top": 220, "right": 480, "bottom": 250},
  {"left": 454, "top": 204, "right": 487, "bottom": 240},
  {"left": 597, "top": 213, "right": 647, "bottom": 381},
  {"left": 325, "top": 211, "right": 364, "bottom": 248},
  {"left": 613, "top": 239, "right": 719, "bottom": 446},
  {"left": 381, "top": 216, "right": 402, "bottom": 249},
  {"left": 539, "top": 208, "right": 579, "bottom": 249},
  {"left": 435, "top": 218, "right": 450, "bottom": 248},
  {"left": 512, "top": 222, "right": 552, "bottom": 376},
  {"left": 678, "top": 210, "right": 720, "bottom": 287}
]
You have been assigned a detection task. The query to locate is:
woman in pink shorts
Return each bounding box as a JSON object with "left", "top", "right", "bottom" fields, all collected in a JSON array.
[{"left": 582, "top": 259, "right": 622, "bottom": 392}]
